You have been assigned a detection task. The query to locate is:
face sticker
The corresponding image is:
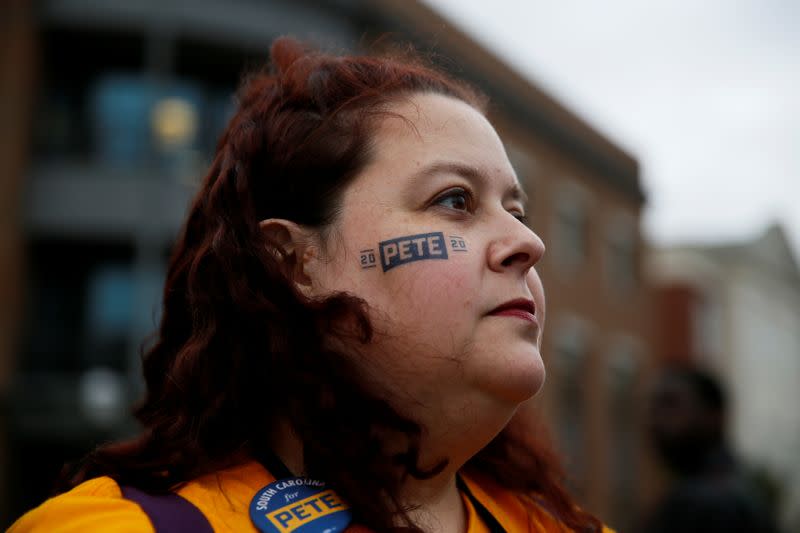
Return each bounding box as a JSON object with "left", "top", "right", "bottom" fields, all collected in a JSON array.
[
  {"left": 249, "top": 477, "right": 352, "bottom": 533},
  {"left": 359, "top": 231, "right": 470, "bottom": 272},
  {"left": 359, "top": 249, "right": 378, "bottom": 269},
  {"left": 449, "top": 235, "right": 467, "bottom": 252},
  {"left": 378, "top": 231, "right": 448, "bottom": 272}
]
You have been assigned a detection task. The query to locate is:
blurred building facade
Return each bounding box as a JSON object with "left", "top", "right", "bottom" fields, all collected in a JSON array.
[
  {"left": 649, "top": 223, "right": 800, "bottom": 530},
  {"left": 2, "top": 0, "right": 652, "bottom": 529}
]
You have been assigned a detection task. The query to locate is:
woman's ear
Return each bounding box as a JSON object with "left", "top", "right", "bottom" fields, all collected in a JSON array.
[{"left": 258, "top": 219, "right": 316, "bottom": 289}]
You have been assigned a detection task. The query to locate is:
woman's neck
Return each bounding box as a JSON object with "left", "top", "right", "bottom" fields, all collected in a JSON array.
[
  {"left": 270, "top": 389, "right": 520, "bottom": 528},
  {"left": 269, "top": 425, "right": 467, "bottom": 533},
  {"left": 266, "top": 403, "right": 512, "bottom": 533},
  {"left": 402, "top": 473, "right": 467, "bottom": 533}
]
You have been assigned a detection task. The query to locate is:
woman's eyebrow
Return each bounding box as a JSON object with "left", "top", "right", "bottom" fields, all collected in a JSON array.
[
  {"left": 410, "top": 160, "right": 528, "bottom": 204},
  {"left": 410, "top": 160, "right": 481, "bottom": 183}
]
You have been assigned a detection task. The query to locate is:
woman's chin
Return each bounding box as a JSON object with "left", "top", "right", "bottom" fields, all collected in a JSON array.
[{"left": 486, "top": 358, "right": 546, "bottom": 406}]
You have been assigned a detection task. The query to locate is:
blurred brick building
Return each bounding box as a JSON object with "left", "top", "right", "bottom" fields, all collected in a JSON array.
[
  {"left": 649, "top": 224, "right": 800, "bottom": 530},
  {"left": 1, "top": 0, "right": 653, "bottom": 528}
]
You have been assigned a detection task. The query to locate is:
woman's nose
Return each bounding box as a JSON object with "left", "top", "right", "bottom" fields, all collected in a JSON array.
[{"left": 487, "top": 217, "right": 546, "bottom": 274}]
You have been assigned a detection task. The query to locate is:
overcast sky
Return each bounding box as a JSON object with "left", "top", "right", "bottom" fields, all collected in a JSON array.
[{"left": 423, "top": 0, "right": 800, "bottom": 255}]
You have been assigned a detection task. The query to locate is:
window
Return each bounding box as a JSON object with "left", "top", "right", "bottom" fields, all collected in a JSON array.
[
  {"left": 33, "top": 27, "right": 145, "bottom": 161},
  {"left": 606, "top": 337, "right": 641, "bottom": 531},
  {"left": 552, "top": 316, "right": 592, "bottom": 493},
  {"left": 605, "top": 212, "right": 639, "bottom": 291},
  {"left": 552, "top": 182, "right": 590, "bottom": 271},
  {"left": 22, "top": 240, "right": 133, "bottom": 373},
  {"left": 84, "top": 265, "right": 134, "bottom": 370}
]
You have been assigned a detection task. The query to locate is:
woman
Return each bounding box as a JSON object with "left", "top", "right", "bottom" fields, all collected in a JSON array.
[{"left": 11, "top": 38, "right": 608, "bottom": 532}]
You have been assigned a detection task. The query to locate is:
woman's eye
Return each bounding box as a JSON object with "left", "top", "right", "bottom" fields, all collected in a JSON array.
[{"left": 435, "top": 189, "right": 470, "bottom": 211}]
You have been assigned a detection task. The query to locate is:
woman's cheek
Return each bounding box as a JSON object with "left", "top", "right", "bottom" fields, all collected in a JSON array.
[
  {"left": 348, "top": 230, "right": 475, "bottom": 314},
  {"left": 384, "top": 260, "right": 475, "bottom": 322}
]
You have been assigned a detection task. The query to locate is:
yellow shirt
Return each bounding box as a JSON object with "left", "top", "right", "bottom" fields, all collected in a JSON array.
[{"left": 10, "top": 461, "right": 611, "bottom": 532}]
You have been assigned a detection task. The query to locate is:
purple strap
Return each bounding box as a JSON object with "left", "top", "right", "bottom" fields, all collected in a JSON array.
[{"left": 121, "top": 485, "right": 214, "bottom": 533}]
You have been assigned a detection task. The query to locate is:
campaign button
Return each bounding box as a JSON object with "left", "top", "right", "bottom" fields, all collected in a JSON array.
[{"left": 249, "top": 477, "right": 352, "bottom": 533}]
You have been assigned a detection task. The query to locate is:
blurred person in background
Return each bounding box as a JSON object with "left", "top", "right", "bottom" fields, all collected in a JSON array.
[
  {"left": 641, "top": 366, "right": 778, "bottom": 533},
  {"left": 10, "top": 38, "right": 613, "bottom": 533}
]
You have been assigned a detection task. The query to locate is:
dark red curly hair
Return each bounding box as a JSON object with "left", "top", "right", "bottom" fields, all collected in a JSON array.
[{"left": 65, "top": 37, "right": 601, "bottom": 532}]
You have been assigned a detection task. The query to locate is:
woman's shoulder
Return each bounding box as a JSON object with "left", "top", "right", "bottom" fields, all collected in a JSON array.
[
  {"left": 174, "top": 460, "right": 272, "bottom": 532},
  {"left": 9, "top": 461, "right": 272, "bottom": 533},
  {"left": 9, "top": 476, "right": 154, "bottom": 532}
]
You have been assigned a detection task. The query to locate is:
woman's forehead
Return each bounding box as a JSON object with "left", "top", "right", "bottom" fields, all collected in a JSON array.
[
  {"left": 374, "top": 92, "right": 493, "bottom": 140},
  {"left": 362, "top": 93, "right": 516, "bottom": 187}
]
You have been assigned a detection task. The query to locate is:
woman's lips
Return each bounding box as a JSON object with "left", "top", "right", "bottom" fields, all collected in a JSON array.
[
  {"left": 489, "top": 298, "right": 538, "bottom": 324},
  {"left": 491, "top": 308, "right": 537, "bottom": 323}
]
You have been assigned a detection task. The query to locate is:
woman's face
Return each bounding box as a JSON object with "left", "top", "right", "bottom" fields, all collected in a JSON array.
[{"left": 309, "top": 92, "right": 546, "bottom": 420}]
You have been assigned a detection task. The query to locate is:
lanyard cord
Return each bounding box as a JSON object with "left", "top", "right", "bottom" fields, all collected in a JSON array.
[
  {"left": 252, "top": 447, "right": 294, "bottom": 480},
  {"left": 456, "top": 475, "right": 507, "bottom": 533}
]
